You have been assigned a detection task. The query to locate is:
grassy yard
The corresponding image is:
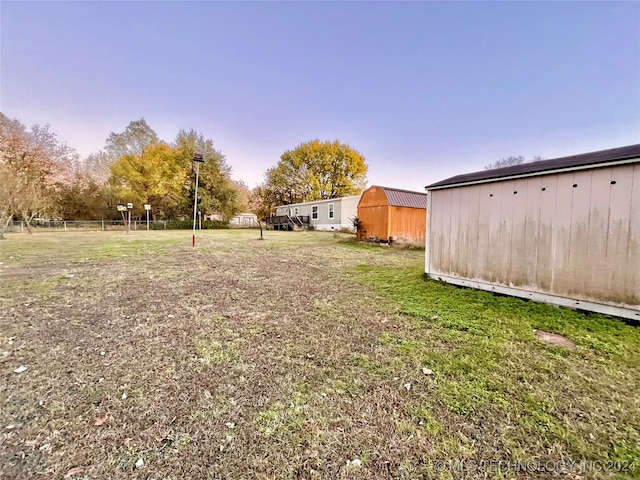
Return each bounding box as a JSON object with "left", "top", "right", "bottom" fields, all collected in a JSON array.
[{"left": 1, "top": 230, "right": 638, "bottom": 479}]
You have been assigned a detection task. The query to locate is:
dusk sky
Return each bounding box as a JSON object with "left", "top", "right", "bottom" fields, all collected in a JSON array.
[{"left": 2, "top": 1, "right": 639, "bottom": 191}]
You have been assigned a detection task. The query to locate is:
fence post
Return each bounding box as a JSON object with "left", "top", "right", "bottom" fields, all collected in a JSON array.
[
  {"left": 21, "top": 221, "right": 24, "bottom": 232},
  {"left": 102, "top": 220, "right": 105, "bottom": 231},
  {"left": 64, "top": 221, "right": 67, "bottom": 232},
  {"left": 164, "top": 220, "right": 167, "bottom": 230}
]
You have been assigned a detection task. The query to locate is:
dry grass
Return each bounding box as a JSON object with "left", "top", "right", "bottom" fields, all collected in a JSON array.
[{"left": 1, "top": 230, "right": 638, "bottom": 479}]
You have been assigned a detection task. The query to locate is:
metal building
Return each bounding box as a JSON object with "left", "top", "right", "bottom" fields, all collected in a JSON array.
[{"left": 425, "top": 144, "right": 640, "bottom": 321}]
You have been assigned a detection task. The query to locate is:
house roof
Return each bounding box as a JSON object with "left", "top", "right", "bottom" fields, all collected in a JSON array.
[
  {"left": 380, "top": 186, "right": 428, "bottom": 209},
  {"left": 426, "top": 144, "right": 640, "bottom": 190}
]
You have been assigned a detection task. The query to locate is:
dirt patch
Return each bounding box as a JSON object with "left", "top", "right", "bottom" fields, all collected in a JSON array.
[{"left": 534, "top": 329, "right": 576, "bottom": 349}]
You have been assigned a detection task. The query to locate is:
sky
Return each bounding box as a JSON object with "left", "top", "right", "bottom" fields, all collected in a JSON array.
[{"left": 1, "top": 1, "right": 639, "bottom": 192}]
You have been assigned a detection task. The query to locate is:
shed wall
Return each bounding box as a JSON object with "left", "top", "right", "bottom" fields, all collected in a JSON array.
[
  {"left": 389, "top": 206, "right": 427, "bottom": 243},
  {"left": 358, "top": 205, "right": 389, "bottom": 240},
  {"left": 427, "top": 163, "right": 640, "bottom": 314},
  {"left": 357, "top": 186, "right": 390, "bottom": 240}
]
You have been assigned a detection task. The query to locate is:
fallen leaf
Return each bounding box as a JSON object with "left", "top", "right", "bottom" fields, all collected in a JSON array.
[
  {"left": 64, "top": 467, "right": 84, "bottom": 478},
  {"left": 135, "top": 458, "right": 144, "bottom": 468},
  {"left": 403, "top": 383, "right": 411, "bottom": 391},
  {"left": 14, "top": 365, "right": 27, "bottom": 374},
  {"left": 422, "top": 368, "right": 433, "bottom": 375},
  {"left": 94, "top": 415, "right": 108, "bottom": 426}
]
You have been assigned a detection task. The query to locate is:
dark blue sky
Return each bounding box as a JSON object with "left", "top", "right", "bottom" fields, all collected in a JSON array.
[{"left": 2, "top": 1, "right": 638, "bottom": 190}]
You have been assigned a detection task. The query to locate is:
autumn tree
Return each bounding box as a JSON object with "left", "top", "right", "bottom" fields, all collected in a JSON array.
[
  {"left": 83, "top": 150, "right": 113, "bottom": 185},
  {"left": 0, "top": 113, "right": 77, "bottom": 235},
  {"left": 57, "top": 163, "right": 112, "bottom": 220},
  {"left": 109, "top": 142, "right": 186, "bottom": 219},
  {"left": 249, "top": 184, "right": 276, "bottom": 220},
  {"left": 232, "top": 180, "right": 252, "bottom": 213},
  {"left": 259, "top": 139, "right": 368, "bottom": 208}
]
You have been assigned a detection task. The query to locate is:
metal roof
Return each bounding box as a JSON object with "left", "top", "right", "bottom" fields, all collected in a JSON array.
[
  {"left": 382, "top": 186, "right": 428, "bottom": 209},
  {"left": 426, "top": 144, "right": 640, "bottom": 190}
]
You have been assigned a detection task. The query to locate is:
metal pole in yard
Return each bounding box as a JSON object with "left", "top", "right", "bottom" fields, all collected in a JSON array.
[{"left": 192, "top": 153, "right": 204, "bottom": 248}]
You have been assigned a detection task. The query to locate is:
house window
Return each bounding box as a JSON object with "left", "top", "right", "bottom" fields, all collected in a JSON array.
[
  {"left": 328, "top": 203, "right": 334, "bottom": 219},
  {"left": 293, "top": 207, "right": 299, "bottom": 216},
  {"left": 312, "top": 205, "right": 318, "bottom": 220}
]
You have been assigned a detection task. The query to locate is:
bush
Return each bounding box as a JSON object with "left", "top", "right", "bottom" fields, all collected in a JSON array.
[{"left": 163, "top": 219, "right": 228, "bottom": 230}]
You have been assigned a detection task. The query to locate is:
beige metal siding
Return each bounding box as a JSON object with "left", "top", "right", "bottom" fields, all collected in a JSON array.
[
  {"left": 627, "top": 164, "right": 640, "bottom": 304},
  {"left": 427, "top": 163, "right": 640, "bottom": 311}
]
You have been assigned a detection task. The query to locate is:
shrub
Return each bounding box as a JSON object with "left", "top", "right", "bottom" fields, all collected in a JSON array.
[{"left": 163, "top": 219, "right": 228, "bottom": 230}]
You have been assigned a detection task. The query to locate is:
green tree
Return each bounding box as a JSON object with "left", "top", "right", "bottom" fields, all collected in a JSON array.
[
  {"left": 261, "top": 139, "right": 368, "bottom": 207},
  {"left": 173, "top": 130, "right": 241, "bottom": 220}
]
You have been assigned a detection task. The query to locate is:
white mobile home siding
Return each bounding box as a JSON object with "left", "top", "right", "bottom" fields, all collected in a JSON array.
[
  {"left": 275, "top": 195, "right": 360, "bottom": 231},
  {"left": 426, "top": 160, "right": 640, "bottom": 321}
]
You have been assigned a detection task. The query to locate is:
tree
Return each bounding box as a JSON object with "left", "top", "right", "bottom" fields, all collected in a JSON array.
[
  {"left": 0, "top": 113, "right": 77, "bottom": 235},
  {"left": 57, "top": 171, "right": 110, "bottom": 220},
  {"left": 249, "top": 184, "right": 274, "bottom": 221},
  {"left": 484, "top": 155, "right": 545, "bottom": 170},
  {"left": 109, "top": 142, "right": 186, "bottom": 219},
  {"left": 83, "top": 150, "right": 112, "bottom": 186},
  {"left": 105, "top": 118, "right": 159, "bottom": 160},
  {"left": 231, "top": 180, "right": 251, "bottom": 213},
  {"left": 259, "top": 139, "right": 368, "bottom": 208},
  {"left": 173, "top": 129, "right": 241, "bottom": 220}
]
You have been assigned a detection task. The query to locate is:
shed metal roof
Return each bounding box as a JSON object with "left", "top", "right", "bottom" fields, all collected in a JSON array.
[
  {"left": 381, "top": 186, "right": 427, "bottom": 209},
  {"left": 426, "top": 144, "right": 640, "bottom": 190}
]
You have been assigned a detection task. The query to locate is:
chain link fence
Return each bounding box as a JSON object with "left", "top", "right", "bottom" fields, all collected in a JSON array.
[
  {"left": 6, "top": 220, "right": 171, "bottom": 232},
  {"left": 4, "top": 219, "right": 251, "bottom": 233}
]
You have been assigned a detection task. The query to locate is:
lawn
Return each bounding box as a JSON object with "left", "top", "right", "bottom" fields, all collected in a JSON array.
[{"left": 1, "top": 230, "right": 638, "bottom": 479}]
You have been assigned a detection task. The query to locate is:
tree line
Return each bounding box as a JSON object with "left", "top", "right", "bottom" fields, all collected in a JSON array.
[
  {"left": 0, "top": 115, "right": 249, "bottom": 236},
  {"left": 1, "top": 113, "right": 370, "bottom": 236}
]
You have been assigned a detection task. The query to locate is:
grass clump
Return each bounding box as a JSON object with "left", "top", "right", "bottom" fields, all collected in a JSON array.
[{"left": 195, "top": 338, "right": 239, "bottom": 364}]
